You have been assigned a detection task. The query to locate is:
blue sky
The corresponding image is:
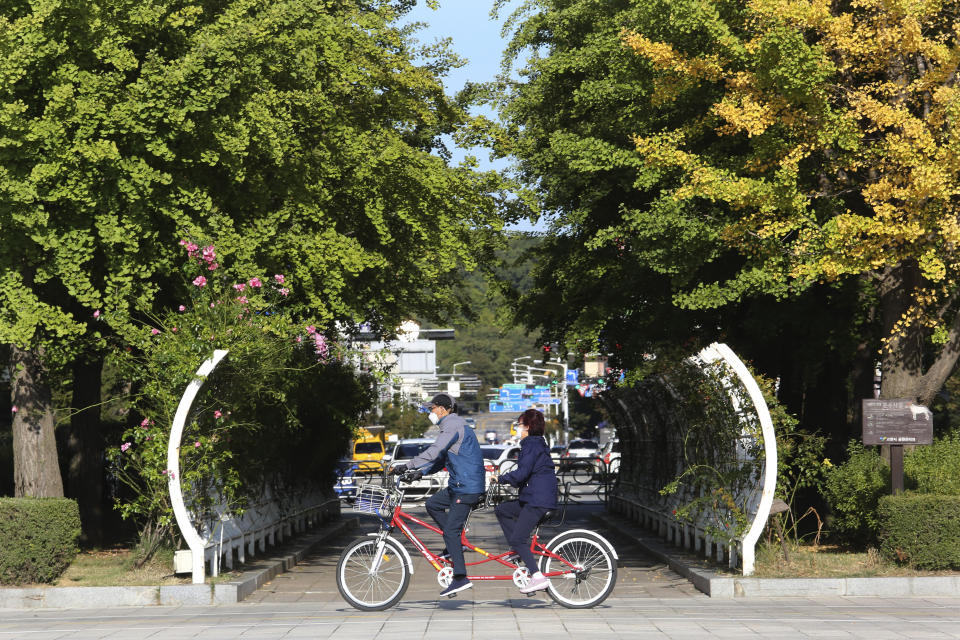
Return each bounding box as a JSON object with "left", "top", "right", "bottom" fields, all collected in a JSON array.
[{"left": 402, "top": 2, "right": 546, "bottom": 232}]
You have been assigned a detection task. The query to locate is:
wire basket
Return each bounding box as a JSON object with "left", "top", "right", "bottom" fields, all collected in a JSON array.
[{"left": 354, "top": 484, "right": 396, "bottom": 516}]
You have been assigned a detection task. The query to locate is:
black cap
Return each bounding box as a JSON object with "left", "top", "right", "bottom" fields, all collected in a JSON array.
[{"left": 425, "top": 393, "right": 454, "bottom": 411}]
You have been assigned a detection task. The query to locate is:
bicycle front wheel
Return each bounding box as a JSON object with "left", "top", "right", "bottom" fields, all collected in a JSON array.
[
  {"left": 541, "top": 531, "right": 616, "bottom": 608},
  {"left": 337, "top": 536, "right": 410, "bottom": 611}
]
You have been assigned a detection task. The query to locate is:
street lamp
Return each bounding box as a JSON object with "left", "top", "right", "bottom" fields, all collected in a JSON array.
[{"left": 452, "top": 361, "right": 471, "bottom": 377}]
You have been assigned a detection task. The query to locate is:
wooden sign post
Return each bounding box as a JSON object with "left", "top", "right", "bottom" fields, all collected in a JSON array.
[{"left": 862, "top": 399, "right": 933, "bottom": 495}]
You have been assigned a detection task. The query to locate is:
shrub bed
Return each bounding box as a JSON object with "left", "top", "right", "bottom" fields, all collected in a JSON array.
[
  {"left": 878, "top": 493, "right": 960, "bottom": 570},
  {"left": 0, "top": 497, "right": 81, "bottom": 584}
]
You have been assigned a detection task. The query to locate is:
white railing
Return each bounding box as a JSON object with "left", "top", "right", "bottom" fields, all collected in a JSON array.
[{"left": 603, "top": 342, "right": 776, "bottom": 575}]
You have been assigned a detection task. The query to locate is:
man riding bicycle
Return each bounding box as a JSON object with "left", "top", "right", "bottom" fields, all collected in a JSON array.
[{"left": 390, "top": 392, "right": 485, "bottom": 597}]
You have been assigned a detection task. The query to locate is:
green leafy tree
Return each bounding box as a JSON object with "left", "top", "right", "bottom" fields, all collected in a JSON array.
[
  {"left": 0, "top": 0, "right": 508, "bottom": 521},
  {"left": 492, "top": 0, "right": 932, "bottom": 453}
]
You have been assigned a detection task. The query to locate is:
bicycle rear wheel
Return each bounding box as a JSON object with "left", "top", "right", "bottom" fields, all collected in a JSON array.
[
  {"left": 540, "top": 530, "right": 616, "bottom": 608},
  {"left": 337, "top": 536, "right": 410, "bottom": 611}
]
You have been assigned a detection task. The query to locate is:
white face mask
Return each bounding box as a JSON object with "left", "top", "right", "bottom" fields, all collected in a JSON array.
[{"left": 428, "top": 412, "right": 440, "bottom": 425}]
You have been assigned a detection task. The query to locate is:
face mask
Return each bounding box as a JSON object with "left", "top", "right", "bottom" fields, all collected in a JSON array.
[{"left": 428, "top": 412, "right": 440, "bottom": 425}]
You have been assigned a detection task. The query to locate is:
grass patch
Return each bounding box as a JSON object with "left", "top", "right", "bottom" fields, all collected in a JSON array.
[
  {"left": 753, "top": 541, "right": 960, "bottom": 578},
  {"left": 22, "top": 547, "right": 243, "bottom": 588},
  {"left": 53, "top": 547, "right": 189, "bottom": 587}
]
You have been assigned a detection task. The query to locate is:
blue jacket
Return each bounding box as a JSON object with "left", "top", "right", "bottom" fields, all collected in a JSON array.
[
  {"left": 408, "top": 413, "right": 485, "bottom": 495},
  {"left": 499, "top": 436, "right": 557, "bottom": 509}
]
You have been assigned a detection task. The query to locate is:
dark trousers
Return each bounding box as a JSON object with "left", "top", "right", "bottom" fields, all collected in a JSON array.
[
  {"left": 425, "top": 488, "right": 481, "bottom": 578},
  {"left": 495, "top": 500, "right": 549, "bottom": 574}
]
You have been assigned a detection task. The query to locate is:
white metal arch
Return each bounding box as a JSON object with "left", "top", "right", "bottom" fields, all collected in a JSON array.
[
  {"left": 167, "top": 349, "right": 229, "bottom": 584},
  {"left": 696, "top": 342, "right": 777, "bottom": 576}
]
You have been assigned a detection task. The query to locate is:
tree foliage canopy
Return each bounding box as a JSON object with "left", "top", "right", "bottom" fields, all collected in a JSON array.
[
  {"left": 0, "top": 0, "right": 509, "bottom": 356},
  {"left": 497, "top": 0, "right": 960, "bottom": 403}
]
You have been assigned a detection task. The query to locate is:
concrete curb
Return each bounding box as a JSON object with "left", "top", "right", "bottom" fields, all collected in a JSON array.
[
  {"left": 0, "top": 516, "right": 356, "bottom": 610},
  {"left": 594, "top": 512, "right": 960, "bottom": 598}
]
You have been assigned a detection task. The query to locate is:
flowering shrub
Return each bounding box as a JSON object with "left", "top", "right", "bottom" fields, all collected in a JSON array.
[{"left": 108, "top": 241, "right": 374, "bottom": 564}]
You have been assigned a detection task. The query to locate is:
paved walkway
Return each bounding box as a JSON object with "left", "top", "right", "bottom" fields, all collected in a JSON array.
[
  {"left": 246, "top": 501, "right": 700, "bottom": 605},
  {"left": 7, "top": 500, "right": 960, "bottom": 638}
]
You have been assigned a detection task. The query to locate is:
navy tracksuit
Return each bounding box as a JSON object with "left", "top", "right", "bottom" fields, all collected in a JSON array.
[{"left": 495, "top": 436, "right": 558, "bottom": 574}]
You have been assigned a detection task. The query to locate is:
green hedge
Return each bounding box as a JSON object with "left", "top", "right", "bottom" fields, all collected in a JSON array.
[
  {"left": 0, "top": 498, "right": 81, "bottom": 584},
  {"left": 904, "top": 434, "right": 960, "bottom": 494},
  {"left": 878, "top": 493, "right": 960, "bottom": 569},
  {"left": 823, "top": 442, "right": 889, "bottom": 544}
]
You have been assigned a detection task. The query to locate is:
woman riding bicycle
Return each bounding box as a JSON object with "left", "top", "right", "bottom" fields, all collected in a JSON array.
[{"left": 493, "top": 408, "right": 557, "bottom": 593}]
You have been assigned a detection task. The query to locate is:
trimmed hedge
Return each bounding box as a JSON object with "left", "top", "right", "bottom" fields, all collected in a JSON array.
[
  {"left": 878, "top": 493, "right": 960, "bottom": 570},
  {"left": 0, "top": 497, "right": 81, "bottom": 584}
]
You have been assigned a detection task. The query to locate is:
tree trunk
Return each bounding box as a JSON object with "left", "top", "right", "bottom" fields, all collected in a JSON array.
[
  {"left": 878, "top": 262, "right": 960, "bottom": 406},
  {"left": 11, "top": 345, "right": 64, "bottom": 497},
  {"left": 65, "top": 355, "right": 104, "bottom": 546}
]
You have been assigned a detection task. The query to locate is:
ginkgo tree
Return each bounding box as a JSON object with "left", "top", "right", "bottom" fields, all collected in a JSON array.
[
  {"left": 620, "top": 0, "right": 960, "bottom": 405},
  {"left": 498, "top": 0, "right": 960, "bottom": 407},
  {"left": 0, "top": 0, "right": 509, "bottom": 519}
]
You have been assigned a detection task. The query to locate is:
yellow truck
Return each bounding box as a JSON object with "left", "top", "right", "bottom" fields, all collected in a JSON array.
[{"left": 352, "top": 426, "right": 393, "bottom": 474}]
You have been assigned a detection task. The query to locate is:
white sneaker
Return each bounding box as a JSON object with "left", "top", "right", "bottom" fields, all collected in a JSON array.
[{"left": 519, "top": 571, "right": 551, "bottom": 593}]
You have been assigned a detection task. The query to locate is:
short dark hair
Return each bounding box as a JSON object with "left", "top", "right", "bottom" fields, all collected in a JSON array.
[{"left": 518, "top": 409, "right": 545, "bottom": 436}]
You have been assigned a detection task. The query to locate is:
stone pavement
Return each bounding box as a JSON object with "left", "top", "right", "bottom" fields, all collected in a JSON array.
[
  {"left": 7, "top": 500, "right": 960, "bottom": 638},
  {"left": 246, "top": 500, "right": 701, "bottom": 604}
]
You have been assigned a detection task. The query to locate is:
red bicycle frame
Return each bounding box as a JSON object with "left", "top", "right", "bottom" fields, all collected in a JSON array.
[{"left": 386, "top": 500, "right": 574, "bottom": 581}]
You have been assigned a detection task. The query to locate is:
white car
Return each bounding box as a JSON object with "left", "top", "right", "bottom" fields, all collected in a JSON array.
[
  {"left": 601, "top": 440, "right": 621, "bottom": 474},
  {"left": 480, "top": 444, "right": 521, "bottom": 486},
  {"left": 387, "top": 438, "right": 448, "bottom": 499},
  {"left": 559, "top": 439, "right": 601, "bottom": 474}
]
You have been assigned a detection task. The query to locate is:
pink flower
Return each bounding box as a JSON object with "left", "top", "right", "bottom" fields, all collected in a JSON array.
[
  {"left": 274, "top": 274, "right": 285, "bottom": 284},
  {"left": 161, "top": 469, "right": 176, "bottom": 480},
  {"left": 233, "top": 283, "right": 245, "bottom": 292},
  {"left": 194, "top": 441, "right": 201, "bottom": 448},
  {"left": 202, "top": 245, "right": 216, "bottom": 262},
  {"left": 279, "top": 288, "right": 289, "bottom": 296},
  {"left": 141, "top": 418, "right": 150, "bottom": 427},
  {"left": 93, "top": 309, "right": 100, "bottom": 319},
  {"left": 193, "top": 275, "right": 207, "bottom": 287},
  {"left": 145, "top": 435, "right": 152, "bottom": 441},
  {"left": 207, "top": 262, "right": 218, "bottom": 271},
  {"left": 296, "top": 336, "right": 302, "bottom": 343},
  {"left": 236, "top": 296, "right": 248, "bottom": 304},
  {"left": 171, "top": 327, "right": 178, "bottom": 332},
  {"left": 121, "top": 442, "right": 131, "bottom": 452},
  {"left": 179, "top": 239, "right": 188, "bottom": 246},
  {"left": 306, "top": 325, "right": 316, "bottom": 335},
  {"left": 214, "top": 410, "right": 222, "bottom": 419},
  {"left": 178, "top": 305, "right": 186, "bottom": 312},
  {"left": 210, "top": 302, "right": 216, "bottom": 308},
  {"left": 151, "top": 328, "right": 160, "bottom": 335},
  {"left": 11, "top": 405, "right": 17, "bottom": 413},
  {"left": 249, "top": 277, "right": 262, "bottom": 288},
  {"left": 185, "top": 242, "right": 198, "bottom": 255}
]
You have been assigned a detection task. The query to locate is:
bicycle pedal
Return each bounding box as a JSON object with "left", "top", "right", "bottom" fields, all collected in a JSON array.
[{"left": 447, "top": 593, "right": 458, "bottom": 599}]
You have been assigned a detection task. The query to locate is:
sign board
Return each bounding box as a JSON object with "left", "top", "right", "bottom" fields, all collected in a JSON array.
[
  {"left": 489, "top": 400, "right": 531, "bottom": 413},
  {"left": 566, "top": 369, "right": 579, "bottom": 386},
  {"left": 446, "top": 380, "right": 460, "bottom": 398},
  {"left": 862, "top": 399, "right": 933, "bottom": 445}
]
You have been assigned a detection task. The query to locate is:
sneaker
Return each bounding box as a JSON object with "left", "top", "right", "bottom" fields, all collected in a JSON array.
[
  {"left": 440, "top": 576, "right": 473, "bottom": 597},
  {"left": 519, "top": 572, "right": 551, "bottom": 594}
]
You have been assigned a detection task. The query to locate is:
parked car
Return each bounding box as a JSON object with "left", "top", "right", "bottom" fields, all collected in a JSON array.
[
  {"left": 559, "top": 439, "right": 601, "bottom": 473},
  {"left": 601, "top": 439, "right": 621, "bottom": 473},
  {"left": 334, "top": 458, "right": 359, "bottom": 501},
  {"left": 550, "top": 445, "right": 566, "bottom": 468},
  {"left": 484, "top": 430, "right": 499, "bottom": 444},
  {"left": 387, "top": 438, "right": 447, "bottom": 499},
  {"left": 480, "top": 443, "right": 521, "bottom": 486}
]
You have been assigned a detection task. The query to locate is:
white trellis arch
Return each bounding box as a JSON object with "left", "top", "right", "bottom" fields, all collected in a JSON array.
[
  {"left": 606, "top": 342, "right": 777, "bottom": 576},
  {"left": 696, "top": 343, "right": 777, "bottom": 576},
  {"left": 167, "top": 349, "right": 229, "bottom": 584}
]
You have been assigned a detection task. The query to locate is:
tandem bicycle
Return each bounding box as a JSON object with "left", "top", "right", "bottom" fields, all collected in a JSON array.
[{"left": 335, "top": 473, "right": 618, "bottom": 611}]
